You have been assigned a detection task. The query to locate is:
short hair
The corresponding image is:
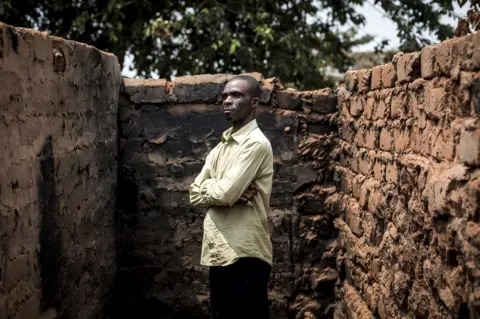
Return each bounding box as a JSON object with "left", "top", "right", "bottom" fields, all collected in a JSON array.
[{"left": 228, "top": 75, "right": 263, "bottom": 98}]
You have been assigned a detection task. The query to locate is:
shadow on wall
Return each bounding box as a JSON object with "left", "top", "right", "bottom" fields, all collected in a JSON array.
[
  {"left": 38, "top": 135, "right": 63, "bottom": 317},
  {"left": 113, "top": 142, "right": 195, "bottom": 319},
  {"left": 111, "top": 93, "right": 225, "bottom": 319},
  {"left": 112, "top": 163, "right": 140, "bottom": 317}
]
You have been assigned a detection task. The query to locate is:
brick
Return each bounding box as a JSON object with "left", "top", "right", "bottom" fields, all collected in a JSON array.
[
  {"left": 364, "top": 285, "right": 378, "bottom": 311},
  {"left": 371, "top": 66, "right": 382, "bottom": 90},
  {"left": 421, "top": 44, "right": 440, "bottom": 79},
  {"left": 276, "top": 89, "right": 301, "bottom": 109},
  {"left": 373, "top": 159, "right": 386, "bottom": 182},
  {"left": 261, "top": 77, "right": 275, "bottom": 103},
  {"left": 425, "top": 87, "right": 445, "bottom": 119},
  {"left": 397, "top": 52, "right": 421, "bottom": 84},
  {"left": 379, "top": 128, "right": 393, "bottom": 151},
  {"left": 419, "top": 124, "right": 434, "bottom": 157},
  {"left": 355, "top": 126, "right": 367, "bottom": 148},
  {"left": 124, "top": 78, "right": 168, "bottom": 104},
  {"left": 409, "top": 78, "right": 426, "bottom": 112},
  {"left": 365, "top": 127, "right": 377, "bottom": 149},
  {"left": 345, "top": 70, "right": 359, "bottom": 91},
  {"left": 436, "top": 35, "right": 476, "bottom": 76},
  {"left": 417, "top": 110, "right": 427, "bottom": 129},
  {"left": 337, "top": 85, "right": 351, "bottom": 103},
  {"left": 370, "top": 259, "right": 382, "bottom": 283},
  {"left": 173, "top": 74, "right": 230, "bottom": 103},
  {"left": 307, "top": 121, "right": 337, "bottom": 134},
  {"left": 359, "top": 187, "right": 369, "bottom": 209},
  {"left": 357, "top": 69, "right": 372, "bottom": 93},
  {"left": 367, "top": 187, "right": 385, "bottom": 214},
  {"left": 311, "top": 91, "right": 337, "bottom": 114},
  {"left": 386, "top": 161, "right": 398, "bottom": 184},
  {"left": 339, "top": 98, "right": 350, "bottom": 118},
  {"left": 350, "top": 153, "right": 359, "bottom": 173},
  {"left": 352, "top": 175, "right": 365, "bottom": 199},
  {"left": 341, "top": 122, "right": 356, "bottom": 143},
  {"left": 431, "top": 130, "right": 455, "bottom": 162},
  {"left": 336, "top": 167, "right": 353, "bottom": 194},
  {"left": 123, "top": 78, "right": 145, "bottom": 94},
  {"left": 458, "top": 128, "right": 480, "bottom": 166},
  {"left": 358, "top": 150, "right": 372, "bottom": 176},
  {"left": 377, "top": 296, "right": 389, "bottom": 319},
  {"left": 339, "top": 148, "right": 351, "bottom": 167},
  {"left": 471, "top": 32, "right": 480, "bottom": 71},
  {"left": 350, "top": 96, "right": 364, "bottom": 117},
  {"left": 472, "top": 74, "right": 480, "bottom": 115},
  {"left": 373, "top": 98, "right": 388, "bottom": 120},
  {"left": 240, "top": 71, "right": 264, "bottom": 82},
  {"left": 364, "top": 94, "right": 375, "bottom": 119},
  {"left": 381, "top": 63, "right": 397, "bottom": 88},
  {"left": 269, "top": 209, "right": 292, "bottom": 240},
  {"left": 458, "top": 71, "right": 478, "bottom": 108},
  {"left": 345, "top": 200, "right": 363, "bottom": 236},
  {"left": 410, "top": 126, "right": 421, "bottom": 153},
  {"left": 359, "top": 179, "right": 379, "bottom": 209},
  {"left": 466, "top": 173, "right": 480, "bottom": 220},
  {"left": 391, "top": 91, "right": 408, "bottom": 119},
  {"left": 405, "top": 86, "right": 427, "bottom": 118},
  {"left": 394, "top": 127, "right": 411, "bottom": 153}
]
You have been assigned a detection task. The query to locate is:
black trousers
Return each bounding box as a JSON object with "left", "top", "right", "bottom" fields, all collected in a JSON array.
[{"left": 209, "top": 257, "right": 271, "bottom": 319}]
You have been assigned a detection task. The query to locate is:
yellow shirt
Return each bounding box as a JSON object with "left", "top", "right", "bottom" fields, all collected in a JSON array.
[{"left": 189, "top": 119, "right": 274, "bottom": 266}]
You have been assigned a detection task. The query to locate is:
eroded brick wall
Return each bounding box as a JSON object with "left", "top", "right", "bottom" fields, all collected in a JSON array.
[
  {"left": 331, "top": 32, "right": 480, "bottom": 318},
  {"left": 0, "top": 23, "right": 120, "bottom": 319},
  {"left": 273, "top": 88, "right": 340, "bottom": 318},
  {"left": 116, "top": 74, "right": 339, "bottom": 318}
]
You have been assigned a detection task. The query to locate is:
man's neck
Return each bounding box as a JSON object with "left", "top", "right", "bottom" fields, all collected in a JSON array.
[{"left": 231, "top": 116, "right": 255, "bottom": 134}]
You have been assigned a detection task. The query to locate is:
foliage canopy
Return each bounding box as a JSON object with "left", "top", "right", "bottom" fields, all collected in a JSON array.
[{"left": 1, "top": 0, "right": 476, "bottom": 89}]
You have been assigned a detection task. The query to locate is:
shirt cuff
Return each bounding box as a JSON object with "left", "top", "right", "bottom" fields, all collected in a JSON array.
[{"left": 199, "top": 179, "right": 215, "bottom": 205}]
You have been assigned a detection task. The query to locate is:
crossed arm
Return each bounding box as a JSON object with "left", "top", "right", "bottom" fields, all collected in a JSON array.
[{"left": 189, "top": 141, "right": 268, "bottom": 208}]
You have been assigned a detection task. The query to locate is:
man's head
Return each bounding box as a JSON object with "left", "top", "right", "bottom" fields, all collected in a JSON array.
[{"left": 222, "top": 75, "right": 262, "bottom": 124}]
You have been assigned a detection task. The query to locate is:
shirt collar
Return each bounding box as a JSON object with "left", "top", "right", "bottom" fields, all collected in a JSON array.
[{"left": 221, "top": 119, "right": 258, "bottom": 144}]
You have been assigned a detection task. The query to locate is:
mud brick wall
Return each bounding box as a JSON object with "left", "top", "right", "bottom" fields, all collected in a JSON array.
[
  {"left": 274, "top": 88, "right": 340, "bottom": 318},
  {"left": 331, "top": 32, "right": 480, "bottom": 318},
  {"left": 0, "top": 23, "right": 121, "bottom": 319},
  {"left": 116, "top": 74, "right": 339, "bottom": 318}
]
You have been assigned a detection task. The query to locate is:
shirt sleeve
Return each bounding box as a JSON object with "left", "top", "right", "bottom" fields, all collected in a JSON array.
[
  {"left": 189, "top": 149, "right": 215, "bottom": 208},
  {"left": 196, "top": 141, "right": 269, "bottom": 207}
]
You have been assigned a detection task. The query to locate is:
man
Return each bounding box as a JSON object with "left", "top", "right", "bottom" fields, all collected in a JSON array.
[{"left": 189, "top": 75, "right": 274, "bottom": 319}]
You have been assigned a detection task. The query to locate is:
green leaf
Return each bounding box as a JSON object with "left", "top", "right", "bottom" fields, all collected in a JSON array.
[{"left": 229, "top": 39, "right": 241, "bottom": 55}]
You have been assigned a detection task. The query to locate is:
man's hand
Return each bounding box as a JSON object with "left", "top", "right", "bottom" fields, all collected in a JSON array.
[{"left": 237, "top": 183, "right": 258, "bottom": 205}]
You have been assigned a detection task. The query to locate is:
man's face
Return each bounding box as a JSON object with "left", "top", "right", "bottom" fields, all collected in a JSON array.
[{"left": 222, "top": 80, "right": 258, "bottom": 122}]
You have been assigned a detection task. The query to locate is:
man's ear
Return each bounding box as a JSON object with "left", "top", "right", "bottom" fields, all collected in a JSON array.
[{"left": 251, "top": 97, "right": 260, "bottom": 108}]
